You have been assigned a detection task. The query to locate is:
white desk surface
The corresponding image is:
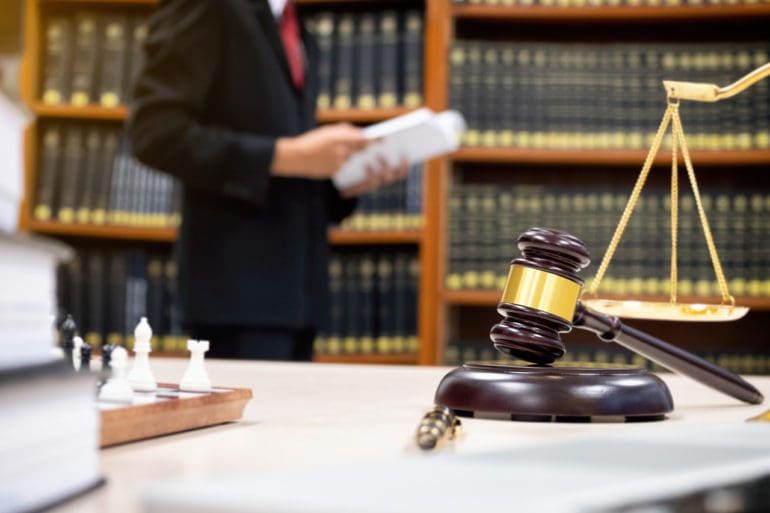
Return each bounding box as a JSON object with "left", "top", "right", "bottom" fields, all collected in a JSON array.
[{"left": 53, "top": 359, "right": 770, "bottom": 513}]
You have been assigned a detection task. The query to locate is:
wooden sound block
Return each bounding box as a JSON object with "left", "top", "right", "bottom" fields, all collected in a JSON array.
[
  {"left": 99, "top": 384, "right": 252, "bottom": 448},
  {"left": 435, "top": 362, "right": 673, "bottom": 422}
]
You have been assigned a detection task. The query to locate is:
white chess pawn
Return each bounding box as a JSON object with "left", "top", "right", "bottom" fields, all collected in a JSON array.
[
  {"left": 179, "top": 339, "right": 212, "bottom": 392},
  {"left": 128, "top": 317, "right": 157, "bottom": 392},
  {"left": 99, "top": 346, "right": 134, "bottom": 403},
  {"left": 72, "top": 335, "right": 84, "bottom": 371}
]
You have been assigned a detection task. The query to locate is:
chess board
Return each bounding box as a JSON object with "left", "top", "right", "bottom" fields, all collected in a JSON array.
[{"left": 98, "top": 384, "right": 252, "bottom": 447}]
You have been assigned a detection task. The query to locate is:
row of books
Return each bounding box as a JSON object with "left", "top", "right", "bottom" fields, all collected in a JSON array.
[
  {"left": 447, "top": 184, "right": 770, "bottom": 297},
  {"left": 452, "top": 0, "right": 770, "bottom": 7},
  {"left": 306, "top": 9, "right": 423, "bottom": 111},
  {"left": 450, "top": 41, "right": 770, "bottom": 150},
  {"left": 444, "top": 339, "right": 770, "bottom": 375},
  {"left": 315, "top": 250, "right": 420, "bottom": 356},
  {"left": 338, "top": 164, "right": 423, "bottom": 231},
  {"left": 41, "top": 12, "right": 146, "bottom": 107},
  {"left": 34, "top": 122, "right": 181, "bottom": 229},
  {"left": 56, "top": 247, "right": 187, "bottom": 353}
]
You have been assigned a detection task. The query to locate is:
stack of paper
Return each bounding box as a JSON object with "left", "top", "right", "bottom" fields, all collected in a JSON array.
[
  {"left": 0, "top": 90, "right": 27, "bottom": 233},
  {"left": 332, "top": 108, "right": 466, "bottom": 189},
  {"left": 0, "top": 233, "right": 70, "bottom": 370}
]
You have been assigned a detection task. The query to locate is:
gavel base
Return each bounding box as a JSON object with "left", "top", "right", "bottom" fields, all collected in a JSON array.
[{"left": 435, "top": 362, "right": 674, "bottom": 422}]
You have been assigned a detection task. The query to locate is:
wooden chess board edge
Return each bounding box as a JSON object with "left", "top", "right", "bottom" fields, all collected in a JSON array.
[{"left": 100, "top": 386, "right": 253, "bottom": 448}]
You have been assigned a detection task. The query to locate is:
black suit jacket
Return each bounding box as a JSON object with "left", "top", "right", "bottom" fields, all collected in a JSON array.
[{"left": 130, "top": 0, "right": 355, "bottom": 330}]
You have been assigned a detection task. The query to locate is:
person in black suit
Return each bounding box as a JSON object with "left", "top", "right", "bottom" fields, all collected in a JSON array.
[{"left": 130, "top": 0, "right": 406, "bottom": 360}]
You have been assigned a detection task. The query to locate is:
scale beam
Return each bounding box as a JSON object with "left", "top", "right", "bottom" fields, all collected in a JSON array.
[{"left": 663, "top": 62, "right": 770, "bottom": 102}]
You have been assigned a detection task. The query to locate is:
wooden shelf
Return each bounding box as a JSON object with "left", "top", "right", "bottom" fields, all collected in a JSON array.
[
  {"left": 328, "top": 228, "right": 422, "bottom": 245},
  {"left": 27, "top": 221, "right": 423, "bottom": 246},
  {"left": 452, "top": 147, "right": 770, "bottom": 166},
  {"left": 33, "top": 103, "right": 128, "bottom": 121},
  {"left": 41, "top": 0, "right": 156, "bottom": 4},
  {"left": 27, "top": 220, "right": 177, "bottom": 242},
  {"left": 33, "top": 103, "right": 417, "bottom": 125},
  {"left": 316, "top": 106, "right": 417, "bottom": 124},
  {"left": 443, "top": 289, "right": 770, "bottom": 310},
  {"left": 452, "top": 4, "right": 770, "bottom": 22},
  {"left": 313, "top": 353, "right": 419, "bottom": 365}
]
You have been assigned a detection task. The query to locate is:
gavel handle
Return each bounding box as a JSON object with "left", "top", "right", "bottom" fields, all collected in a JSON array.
[{"left": 573, "top": 302, "right": 764, "bottom": 405}]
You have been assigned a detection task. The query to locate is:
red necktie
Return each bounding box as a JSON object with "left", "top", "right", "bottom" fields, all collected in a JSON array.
[{"left": 280, "top": 1, "right": 304, "bottom": 90}]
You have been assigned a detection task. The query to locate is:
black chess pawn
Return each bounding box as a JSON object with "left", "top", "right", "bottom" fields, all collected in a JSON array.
[
  {"left": 60, "top": 315, "right": 77, "bottom": 368},
  {"left": 79, "top": 340, "right": 92, "bottom": 373},
  {"left": 99, "top": 343, "right": 118, "bottom": 384}
]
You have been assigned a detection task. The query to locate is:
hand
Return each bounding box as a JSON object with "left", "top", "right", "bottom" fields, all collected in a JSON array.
[
  {"left": 271, "top": 123, "right": 368, "bottom": 179},
  {"left": 340, "top": 156, "right": 409, "bottom": 198}
]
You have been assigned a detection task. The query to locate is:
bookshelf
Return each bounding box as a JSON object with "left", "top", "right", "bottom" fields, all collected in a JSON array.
[
  {"left": 19, "top": 0, "right": 770, "bottom": 371},
  {"left": 19, "top": 0, "right": 431, "bottom": 365},
  {"left": 425, "top": 0, "right": 770, "bottom": 371}
]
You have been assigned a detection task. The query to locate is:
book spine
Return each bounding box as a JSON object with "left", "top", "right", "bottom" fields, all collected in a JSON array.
[
  {"left": 98, "top": 15, "right": 129, "bottom": 107},
  {"left": 400, "top": 11, "right": 423, "bottom": 108},
  {"left": 41, "top": 17, "right": 74, "bottom": 105},
  {"left": 56, "top": 124, "right": 85, "bottom": 224},
  {"left": 355, "top": 14, "right": 377, "bottom": 109},
  {"left": 69, "top": 12, "right": 100, "bottom": 106},
  {"left": 34, "top": 124, "right": 63, "bottom": 222},
  {"left": 377, "top": 11, "right": 399, "bottom": 108},
  {"left": 332, "top": 14, "right": 354, "bottom": 110}
]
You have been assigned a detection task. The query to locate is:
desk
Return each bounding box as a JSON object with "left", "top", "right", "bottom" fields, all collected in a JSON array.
[{"left": 53, "top": 360, "right": 770, "bottom": 513}]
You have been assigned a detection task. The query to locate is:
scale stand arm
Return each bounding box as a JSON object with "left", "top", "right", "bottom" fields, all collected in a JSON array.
[{"left": 663, "top": 62, "right": 770, "bottom": 102}]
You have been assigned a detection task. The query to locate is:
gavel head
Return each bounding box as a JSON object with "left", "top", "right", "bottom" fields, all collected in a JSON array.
[{"left": 490, "top": 228, "right": 590, "bottom": 365}]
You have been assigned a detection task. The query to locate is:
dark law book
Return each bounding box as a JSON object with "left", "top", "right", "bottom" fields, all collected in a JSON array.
[
  {"left": 310, "top": 12, "right": 334, "bottom": 110},
  {"left": 125, "top": 16, "right": 148, "bottom": 105},
  {"left": 70, "top": 12, "right": 100, "bottom": 106},
  {"left": 34, "top": 124, "right": 63, "bottom": 221},
  {"left": 358, "top": 254, "right": 377, "bottom": 354},
  {"left": 97, "top": 15, "right": 129, "bottom": 108},
  {"left": 146, "top": 255, "right": 166, "bottom": 350},
  {"left": 106, "top": 250, "right": 127, "bottom": 347},
  {"left": 77, "top": 126, "right": 102, "bottom": 224},
  {"left": 400, "top": 11, "right": 423, "bottom": 108},
  {"left": 57, "top": 124, "right": 85, "bottom": 224},
  {"left": 405, "top": 255, "right": 420, "bottom": 353},
  {"left": 332, "top": 14, "right": 354, "bottom": 110},
  {"left": 326, "top": 255, "right": 345, "bottom": 355},
  {"left": 41, "top": 17, "right": 74, "bottom": 105},
  {"left": 85, "top": 249, "right": 106, "bottom": 348},
  {"left": 354, "top": 14, "right": 377, "bottom": 110},
  {"left": 91, "top": 127, "right": 119, "bottom": 225},
  {"left": 376, "top": 11, "right": 399, "bottom": 108},
  {"left": 375, "top": 255, "right": 395, "bottom": 353}
]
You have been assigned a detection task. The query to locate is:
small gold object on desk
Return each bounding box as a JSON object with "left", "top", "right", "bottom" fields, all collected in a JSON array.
[
  {"left": 585, "top": 62, "right": 770, "bottom": 323},
  {"left": 748, "top": 408, "right": 770, "bottom": 423},
  {"left": 415, "top": 405, "right": 461, "bottom": 450}
]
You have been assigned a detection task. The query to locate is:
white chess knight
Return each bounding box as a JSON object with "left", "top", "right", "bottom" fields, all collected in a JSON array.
[
  {"left": 99, "top": 346, "right": 134, "bottom": 403},
  {"left": 128, "top": 317, "right": 157, "bottom": 392},
  {"left": 179, "top": 339, "right": 212, "bottom": 392}
]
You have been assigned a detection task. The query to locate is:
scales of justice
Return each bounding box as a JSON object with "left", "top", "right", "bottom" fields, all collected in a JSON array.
[{"left": 436, "top": 63, "right": 770, "bottom": 421}]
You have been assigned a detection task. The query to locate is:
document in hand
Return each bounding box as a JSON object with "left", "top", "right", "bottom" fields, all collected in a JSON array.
[{"left": 332, "top": 108, "right": 466, "bottom": 189}]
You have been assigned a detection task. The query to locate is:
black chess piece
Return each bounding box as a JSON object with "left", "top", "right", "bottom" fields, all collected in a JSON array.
[
  {"left": 60, "top": 315, "right": 77, "bottom": 368},
  {"left": 435, "top": 228, "right": 763, "bottom": 422},
  {"left": 79, "top": 340, "right": 92, "bottom": 373},
  {"left": 100, "top": 343, "right": 117, "bottom": 383}
]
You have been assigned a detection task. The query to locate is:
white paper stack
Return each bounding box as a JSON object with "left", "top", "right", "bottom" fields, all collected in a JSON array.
[
  {"left": 0, "top": 90, "right": 28, "bottom": 234},
  {"left": 332, "top": 108, "right": 467, "bottom": 189},
  {"left": 0, "top": 233, "right": 71, "bottom": 370}
]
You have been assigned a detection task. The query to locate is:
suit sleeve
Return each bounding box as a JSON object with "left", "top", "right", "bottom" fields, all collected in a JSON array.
[
  {"left": 325, "top": 180, "right": 357, "bottom": 225},
  {"left": 129, "top": 0, "right": 273, "bottom": 206}
]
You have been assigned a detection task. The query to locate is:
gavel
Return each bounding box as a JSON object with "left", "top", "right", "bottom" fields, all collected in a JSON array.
[{"left": 489, "top": 227, "right": 762, "bottom": 405}]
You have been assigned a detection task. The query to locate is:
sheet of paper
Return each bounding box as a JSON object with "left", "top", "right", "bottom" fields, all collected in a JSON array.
[
  {"left": 144, "top": 423, "right": 770, "bottom": 513},
  {"left": 332, "top": 108, "right": 466, "bottom": 190}
]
